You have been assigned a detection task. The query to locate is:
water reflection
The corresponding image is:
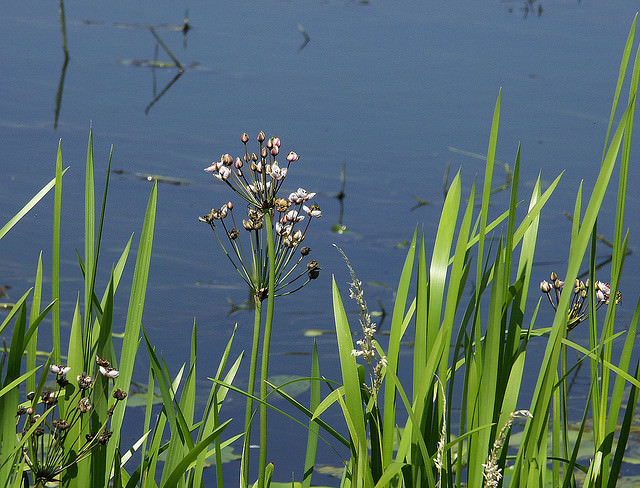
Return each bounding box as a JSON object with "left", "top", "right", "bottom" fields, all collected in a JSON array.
[
  {"left": 297, "top": 24, "right": 310, "bottom": 53},
  {"left": 332, "top": 164, "right": 348, "bottom": 234},
  {"left": 54, "top": 0, "right": 69, "bottom": 129},
  {"left": 83, "top": 11, "right": 192, "bottom": 114},
  {"left": 505, "top": 0, "right": 543, "bottom": 18},
  {"left": 144, "top": 27, "right": 184, "bottom": 113},
  {"left": 54, "top": 54, "right": 69, "bottom": 130}
]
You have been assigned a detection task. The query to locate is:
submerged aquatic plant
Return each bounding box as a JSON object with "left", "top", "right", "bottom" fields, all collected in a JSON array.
[
  {"left": 17, "top": 357, "right": 126, "bottom": 487},
  {"left": 540, "top": 271, "right": 621, "bottom": 330},
  {"left": 200, "top": 131, "right": 320, "bottom": 488}
]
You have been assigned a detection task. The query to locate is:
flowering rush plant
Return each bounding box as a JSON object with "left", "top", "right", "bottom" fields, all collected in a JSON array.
[
  {"left": 200, "top": 132, "right": 322, "bottom": 487},
  {"left": 200, "top": 131, "right": 321, "bottom": 301},
  {"left": 16, "top": 357, "right": 126, "bottom": 486},
  {"left": 539, "top": 272, "right": 621, "bottom": 330}
]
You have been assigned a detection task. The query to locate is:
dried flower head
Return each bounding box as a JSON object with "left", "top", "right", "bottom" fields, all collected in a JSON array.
[
  {"left": 96, "top": 355, "right": 110, "bottom": 367},
  {"left": 77, "top": 373, "right": 93, "bottom": 390},
  {"left": 112, "top": 388, "right": 128, "bottom": 401},
  {"left": 77, "top": 397, "right": 92, "bottom": 414}
]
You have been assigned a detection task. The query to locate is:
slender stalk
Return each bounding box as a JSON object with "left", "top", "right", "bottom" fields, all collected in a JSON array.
[
  {"left": 213, "top": 389, "right": 224, "bottom": 488},
  {"left": 242, "top": 299, "right": 263, "bottom": 487},
  {"left": 258, "top": 211, "right": 276, "bottom": 488}
]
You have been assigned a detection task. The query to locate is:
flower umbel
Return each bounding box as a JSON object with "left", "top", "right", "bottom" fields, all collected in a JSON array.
[
  {"left": 17, "top": 357, "right": 127, "bottom": 486},
  {"left": 540, "top": 272, "right": 621, "bottom": 330},
  {"left": 200, "top": 132, "right": 321, "bottom": 301}
]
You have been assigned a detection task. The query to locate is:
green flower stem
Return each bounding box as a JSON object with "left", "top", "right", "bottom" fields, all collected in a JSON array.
[
  {"left": 242, "top": 298, "right": 263, "bottom": 488},
  {"left": 258, "top": 211, "right": 276, "bottom": 488}
]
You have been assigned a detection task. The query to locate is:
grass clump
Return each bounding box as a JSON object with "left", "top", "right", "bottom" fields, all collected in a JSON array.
[{"left": 1, "top": 14, "right": 640, "bottom": 488}]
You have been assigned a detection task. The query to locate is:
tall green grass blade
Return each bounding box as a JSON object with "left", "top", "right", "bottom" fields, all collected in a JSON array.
[
  {"left": 107, "top": 180, "right": 157, "bottom": 481},
  {"left": 332, "top": 277, "right": 368, "bottom": 471},
  {"left": 272, "top": 384, "right": 349, "bottom": 448},
  {"left": 0, "top": 302, "right": 28, "bottom": 486},
  {"left": 605, "top": 296, "right": 640, "bottom": 447},
  {"left": 159, "top": 322, "right": 198, "bottom": 488},
  {"left": 607, "top": 347, "right": 640, "bottom": 487},
  {"left": 65, "top": 297, "right": 90, "bottom": 487},
  {"left": 0, "top": 174, "right": 59, "bottom": 241},
  {"left": 52, "top": 141, "right": 65, "bottom": 362},
  {"left": 601, "top": 15, "right": 636, "bottom": 160},
  {"left": 0, "top": 289, "right": 30, "bottom": 336},
  {"left": 0, "top": 366, "right": 40, "bottom": 398},
  {"left": 302, "top": 341, "right": 321, "bottom": 488},
  {"left": 468, "top": 242, "right": 506, "bottom": 488},
  {"left": 142, "top": 326, "right": 194, "bottom": 455},
  {"left": 83, "top": 127, "right": 96, "bottom": 370},
  {"left": 138, "top": 364, "right": 156, "bottom": 487},
  {"left": 476, "top": 90, "right": 500, "bottom": 292},
  {"left": 513, "top": 98, "right": 632, "bottom": 485},
  {"left": 429, "top": 171, "right": 461, "bottom": 364},
  {"left": 194, "top": 325, "right": 240, "bottom": 488},
  {"left": 160, "top": 421, "right": 232, "bottom": 488},
  {"left": 26, "top": 253, "right": 43, "bottom": 393},
  {"left": 382, "top": 230, "right": 417, "bottom": 467},
  {"left": 413, "top": 231, "right": 428, "bottom": 397}
]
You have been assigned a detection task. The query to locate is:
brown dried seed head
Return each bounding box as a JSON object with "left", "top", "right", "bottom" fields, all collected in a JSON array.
[
  {"left": 96, "top": 355, "right": 110, "bottom": 367},
  {"left": 112, "top": 388, "right": 128, "bottom": 401}
]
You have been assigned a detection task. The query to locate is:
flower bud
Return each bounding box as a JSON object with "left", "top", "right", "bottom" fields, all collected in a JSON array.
[
  {"left": 258, "top": 131, "right": 265, "bottom": 142},
  {"left": 112, "top": 388, "right": 128, "bottom": 401},
  {"left": 241, "top": 132, "right": 249, "bottom": 143}
]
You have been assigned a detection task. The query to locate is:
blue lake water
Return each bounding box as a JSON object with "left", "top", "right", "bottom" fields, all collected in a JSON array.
[{"left": 2, "top": 0, "right": 640, "bottom": 484}]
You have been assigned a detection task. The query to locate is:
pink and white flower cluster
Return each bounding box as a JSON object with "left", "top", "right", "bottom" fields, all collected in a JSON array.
[
  {"left": 540, "top": 272, "right": 621, "bottom": 331},
  {"left": 201, "top": 132, "right": 322, "bottom": 299}
]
